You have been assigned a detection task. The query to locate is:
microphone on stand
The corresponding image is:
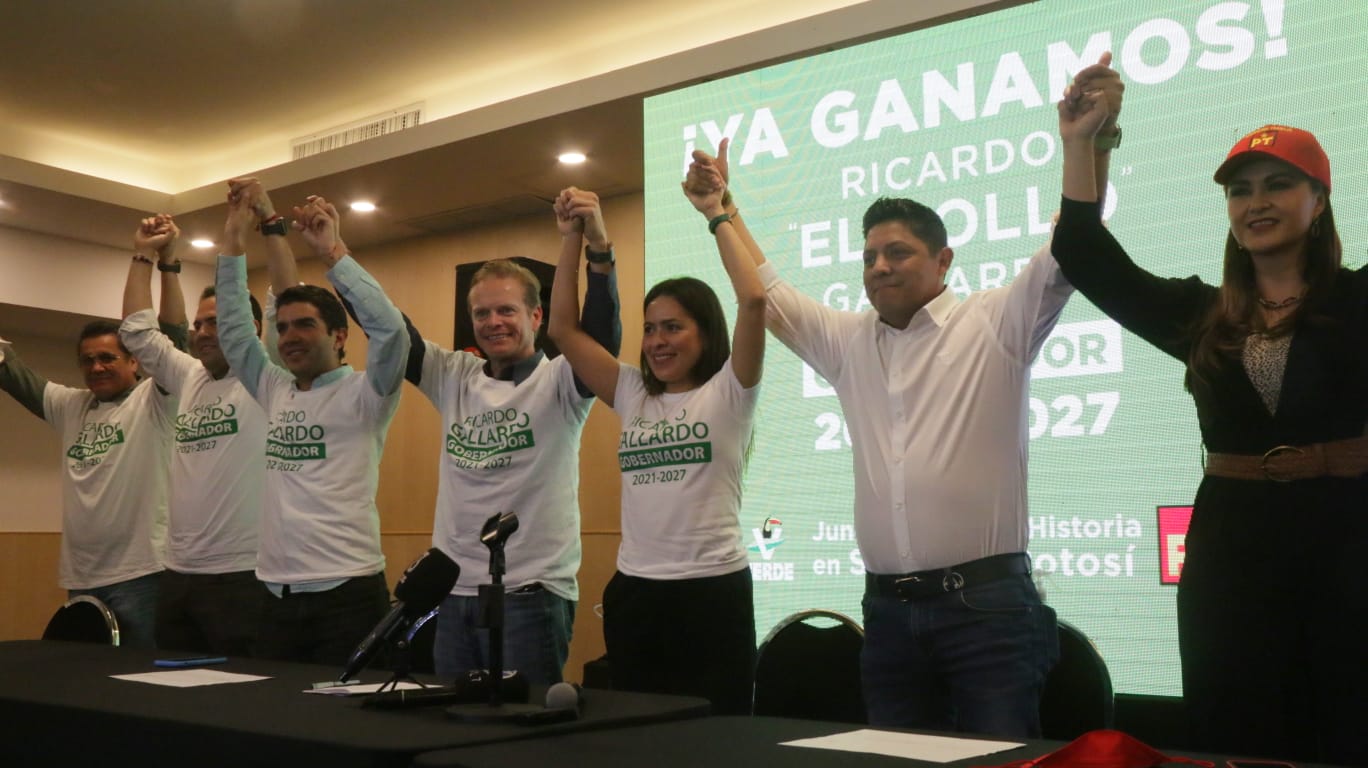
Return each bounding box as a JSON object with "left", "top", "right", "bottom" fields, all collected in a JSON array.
[{"left": 339, "top": 548, "right": 459, "bottom": 684}]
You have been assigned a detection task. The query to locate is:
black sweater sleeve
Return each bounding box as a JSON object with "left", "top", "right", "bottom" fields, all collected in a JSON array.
[{"left": 1052, "top": 196, "right": 1217, "bottom": 361}]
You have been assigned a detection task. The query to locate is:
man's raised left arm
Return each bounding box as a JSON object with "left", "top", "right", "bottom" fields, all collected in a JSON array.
[{"left": 293, "top": 196, "right": 408, "bottom": 396}]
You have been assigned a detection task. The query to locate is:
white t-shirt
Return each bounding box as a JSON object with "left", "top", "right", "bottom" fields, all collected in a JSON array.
[
  {"left": 43, "top": 377, "right": 174, "bottom": 589},
  {"left": 121, "top": 308, "right": 264, "bottom": 574},
  {"left": 216, "top": 254, "right": 408, "bottom": 585},
  {"left": 420, "top": 345, "right": 591, "bottom": 601},
  {"left": 612, "top": 358, "right": 758, "bottom": 580}
]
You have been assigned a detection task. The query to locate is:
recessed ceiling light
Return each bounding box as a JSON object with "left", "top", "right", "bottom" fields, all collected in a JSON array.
[
  {"left": 190, "top": 238, "right": 215, "bottom": 249},
  {"left": 351, "top": 201, "right": 376, "bottom": 213},
  {"left": 558, "top": 152, "right": 587, "bottom": 165}
]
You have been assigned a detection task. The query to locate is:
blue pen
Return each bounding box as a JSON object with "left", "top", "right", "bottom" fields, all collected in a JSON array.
[{"left": 154, "top": 656, "right": 229, "bottom": 668}]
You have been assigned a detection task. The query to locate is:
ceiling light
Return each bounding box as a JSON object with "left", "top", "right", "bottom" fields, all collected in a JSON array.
[
  {"left": 558, "top": 152, "right": 587, "bottom": 165},
  {"left": 351, "top": 201, "right": 376, "bottom": 213},
  {"left": 190, "top": 238, "right": 215, "bottom": 249}
]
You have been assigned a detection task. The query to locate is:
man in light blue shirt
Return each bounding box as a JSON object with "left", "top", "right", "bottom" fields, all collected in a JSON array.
[{"left": 215, "top": 190, "right": 409, "bottom": 665}]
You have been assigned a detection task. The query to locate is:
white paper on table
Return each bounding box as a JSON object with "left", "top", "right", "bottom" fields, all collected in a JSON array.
[
  {"left": 112, "top": 670, "right": 271, "bottom": 687},
  {"left": 302, "top": 681, "right": 425, "bottom": 697},
  {"left": 781, "top": 729, "right": 1025, "bottom": 764}
]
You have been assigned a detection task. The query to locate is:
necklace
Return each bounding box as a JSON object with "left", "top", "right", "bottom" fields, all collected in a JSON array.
[{"left": 1256, "top": 292, "right": 1305, "bottom": 310}]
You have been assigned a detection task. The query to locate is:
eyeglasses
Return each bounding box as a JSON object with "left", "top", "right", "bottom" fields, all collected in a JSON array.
[{"left": 78, "top": 353, "right": 127, "bottom": 368}]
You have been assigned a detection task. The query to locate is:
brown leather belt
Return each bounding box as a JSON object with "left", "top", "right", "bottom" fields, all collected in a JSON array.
[{"left": 1205, "top": 436, "right": 1368, "bottom": 482}]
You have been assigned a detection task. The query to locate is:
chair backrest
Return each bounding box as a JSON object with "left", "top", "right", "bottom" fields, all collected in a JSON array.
[
  {"left": 42, "top": 595, "right": 121, "bottom": 646},
  {"left": 1040, "top": 618, "right": 1114, "bottom": 739},
  {"left": 753, "top": 609, "right": 865, "bottom": 723}
]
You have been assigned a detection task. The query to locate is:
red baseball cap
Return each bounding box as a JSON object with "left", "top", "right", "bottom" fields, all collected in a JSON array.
[{"left": 1213, "top": 124, "right": 1331, "bottom": 193}]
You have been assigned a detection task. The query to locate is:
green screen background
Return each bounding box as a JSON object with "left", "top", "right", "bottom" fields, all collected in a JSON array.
[{"left": 642, "top": 0, "right": 1367, "bottom": 696}]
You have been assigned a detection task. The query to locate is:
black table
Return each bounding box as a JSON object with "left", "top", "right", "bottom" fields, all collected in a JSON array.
[
  {"left": 414, "top": 715, "right": 1350, "bottom": 768},
  {"left": 0, "top": 640, "right": 708, "bottom": 768}
]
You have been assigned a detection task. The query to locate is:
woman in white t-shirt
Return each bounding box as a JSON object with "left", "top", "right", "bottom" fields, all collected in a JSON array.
[{"left": 547, "top": 159, "right": 765, "bottom": 714}]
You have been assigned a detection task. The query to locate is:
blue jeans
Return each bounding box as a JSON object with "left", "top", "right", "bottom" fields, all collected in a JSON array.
[
  {"left": 70, "top": 571, "right": 162, "bottom": 649},
  {"left": 434, "top": 587, "right": 575, "bottom": 685},
  {"left": 860, "top": 572, "right": 1058, "bottom": 737}
]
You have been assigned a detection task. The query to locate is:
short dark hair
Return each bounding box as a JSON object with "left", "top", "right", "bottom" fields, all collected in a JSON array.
[
  {"left": 861, "top": 197, "right": 948, "bottom": 253},
  {"left": 76, "top": 320, "right": 129, "bottom": 355},
  {"left": 640, "top": 277, "right": 730, "bottom": 396},
  {"left": 200, "top": 285, "right": 263, "bottom": 327},
  {"left": 277, "top": 284, "right": 349, "bottom": 361}
]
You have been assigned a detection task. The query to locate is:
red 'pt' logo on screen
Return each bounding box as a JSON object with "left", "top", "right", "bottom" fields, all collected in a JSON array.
[{"left": 1156, "top": 505, "right": 1192, "bottom": 585}]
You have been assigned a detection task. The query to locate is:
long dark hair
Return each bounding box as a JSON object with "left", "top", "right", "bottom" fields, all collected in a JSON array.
[
  {"left": 1186, "top": 192, "right": 1341, "bottom": 394},
  {"left": 640, "top": 277, "right": 730, "bottom": 396}
]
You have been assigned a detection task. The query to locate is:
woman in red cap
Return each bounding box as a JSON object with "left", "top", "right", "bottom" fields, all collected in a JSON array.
[{"left": 1051, "top": 90, "right": 1367, "bottom": 765}]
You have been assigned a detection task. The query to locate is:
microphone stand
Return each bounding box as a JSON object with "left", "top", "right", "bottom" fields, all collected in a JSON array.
[
  {"left": 373, "top": 608, "right": 438, "bottom": 694},
  {"left": 447, "top": 512, "right": 545, "bottom": 722},
  {"left": 483, "top": 540, "right": 508, "bottom": 705}
]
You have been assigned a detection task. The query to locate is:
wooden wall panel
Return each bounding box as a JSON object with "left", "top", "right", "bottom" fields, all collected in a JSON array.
[{"left": 0, "top": 533, "right": 67, "bottom": 640}]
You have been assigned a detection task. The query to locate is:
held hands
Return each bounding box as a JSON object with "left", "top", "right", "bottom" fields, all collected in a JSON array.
[
  {"left": 223, "top": 180, "right": 259, "bottom": 254},
  {"left": 292, "top": 196, "right": 347, "bottom": 265},
  {"left": 554, "top": 187, "right": 610, "bottom": 250},
  {"left": 683, "top": 137, "right": 731, "bottom": 216},
  {"left": 1058, "top": 52, "right": 1123, "bottom": 146},
  {"left": 227, "top": 177, "right": 277, "bottom": 224},
  {"left": 134, "top": 214, "right": 180, "bottom": 261}
]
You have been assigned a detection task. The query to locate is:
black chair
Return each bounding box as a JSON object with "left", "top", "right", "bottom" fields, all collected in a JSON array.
[
  {"left": 1039, "top": 618, "right": 1114, "bottom": 739},
  {"left": 753, "top": 609, "right": 865, "bottom": 723},
  {"left": 42, "top": 595, "right": 120, "bottom": 646}
]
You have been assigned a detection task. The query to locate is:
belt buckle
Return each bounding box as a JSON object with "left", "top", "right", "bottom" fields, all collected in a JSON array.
[
  {"left": 1261, "top": 445, "right": 1303, "bottom": 483},
  {"left": 941, "top": 571, "right": 965, "bottom": 592},
  {"left": 892, "top": 574, "right": 924, "bottom": 600}
]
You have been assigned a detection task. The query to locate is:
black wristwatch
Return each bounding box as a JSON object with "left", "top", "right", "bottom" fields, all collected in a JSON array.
[
  {"left": 585, "top": 244, "right": 614, "bottom": 264},
  {"left": 156, "top": 260, "right": 182, "bottom": 273},
  {"left": 260, "top": 216, "right": 289, "bottom": 237}
]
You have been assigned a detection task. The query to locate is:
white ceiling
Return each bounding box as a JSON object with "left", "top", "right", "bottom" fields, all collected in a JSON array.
[{"left": 0, "top": 0, "right": 1020, "bottom": 263}]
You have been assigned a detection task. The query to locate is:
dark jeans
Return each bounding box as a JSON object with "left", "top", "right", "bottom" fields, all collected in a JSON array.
[
  {"left": 154, "top": 569, "right": 267, "bottom": 656},
  {"left": 603, "top": 567, "right": 755, "bottom": 715},
  {"left": 253, "top": 572, "right": 391, "bottom": 667},
  {"left": 860, "top": 571, "right": 1058, "bottom": 738},
  {"left": 70, "top": 571, "right": 162, "bottom": 649},
  {"left": 433, "top": 587, "right": 575, "bottom": 685}
]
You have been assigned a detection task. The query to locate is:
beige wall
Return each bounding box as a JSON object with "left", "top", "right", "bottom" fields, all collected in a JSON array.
[{"left": 0, "top": 193, "right": 643, "bottom": 682}]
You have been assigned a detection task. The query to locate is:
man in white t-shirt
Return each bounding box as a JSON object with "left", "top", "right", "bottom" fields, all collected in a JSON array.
[
  {"left": 2, "top": 313, "right": 177, "bottom": 648},
  {"left": 119, "top": 184, "right": 295, "bottom": 655},
  {"left": 381, "top": 187, "right": 619, "bottom": 684},
  {"left": 685, "top": 57, "right": 1123, "bottom": 737},
  {"left": 215, "top": 190, "right": 409, "bottom": 666}
]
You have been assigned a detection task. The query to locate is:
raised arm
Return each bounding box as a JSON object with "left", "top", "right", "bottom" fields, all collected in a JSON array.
[
  {"left": 293, "top": 196, "right": 408, "bottom": 397},
  {"left": 230, "top": 178, "right": 293, "bottom": 366},
  {"left": 229, "top": 178, "right": 300, "bottom": 296},
  {"left": 689, "top": 138, "right": 767, "bottom": 270},
  {"left": 683, "top": 156, "right": 766, "bottom": 388},
  {"left": 123, "top": 214, "right": 188, "bottom": 349},
  {"left": 547, "top": 189, "right": 622, "bottom": 406},
  {"left": 684, "top": 138, "right": 856, "bottom": 383},
  {"left": 557, "top": 187, "right": 624, "bottom": 396},
  {"left": 120, "top": 213, "right": 197, "bottom": 390},
  {"left": 1060, "top": 52, "right": 1123, "bottom": 207},
  {"left": 216, "top": 182, "right": 272, "bottom": 398}
]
